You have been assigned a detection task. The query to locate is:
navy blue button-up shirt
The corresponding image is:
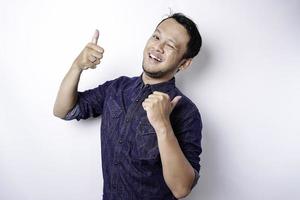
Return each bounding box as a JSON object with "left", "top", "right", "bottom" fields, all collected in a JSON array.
[{"left": 64, "top": 74, "right": 202, "bottom": 200}]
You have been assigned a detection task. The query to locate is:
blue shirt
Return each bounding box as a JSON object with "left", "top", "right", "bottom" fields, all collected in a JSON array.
[{"left": 64, "top": 74, "right": 202, "bottom": 200}]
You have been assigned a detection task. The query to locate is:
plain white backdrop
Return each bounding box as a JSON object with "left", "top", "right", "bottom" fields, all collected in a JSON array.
[{"left": 1, "top": 0, "right": 299, "bottom": 199}]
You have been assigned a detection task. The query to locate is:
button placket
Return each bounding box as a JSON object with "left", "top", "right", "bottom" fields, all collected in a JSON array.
[
  {"left": 111, "top": 90, "right": 147, "bottom": 193},
  {"left": 111, "top": 117, "right": 128, "bottom": 192},
  {"left": 114, "top": 161, "right": 120, "bottom": 165}
]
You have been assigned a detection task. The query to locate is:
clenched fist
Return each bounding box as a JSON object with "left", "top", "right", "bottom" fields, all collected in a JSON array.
[
  {"left": 72, "top": 29, "right": 104, "bottom": 70},
  {"left": 142, "top": 91, "right": 182, "bottom": 131}
]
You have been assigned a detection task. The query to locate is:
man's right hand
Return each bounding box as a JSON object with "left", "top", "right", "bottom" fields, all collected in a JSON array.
[{"left": 72, "top": 29, "right": 104, "bottom": 70}]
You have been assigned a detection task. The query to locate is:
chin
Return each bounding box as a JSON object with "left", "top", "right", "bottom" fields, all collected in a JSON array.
[
  {"left": 143, "top": 67, "right": 166, "bottom": 79},
  {"left": 145, "top": 71, "right": 164, "bottom": 78}
]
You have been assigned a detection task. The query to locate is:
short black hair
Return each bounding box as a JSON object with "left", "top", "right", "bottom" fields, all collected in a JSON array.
[{"left": 157, "top": 13, "right": 202, "bottom": 59}]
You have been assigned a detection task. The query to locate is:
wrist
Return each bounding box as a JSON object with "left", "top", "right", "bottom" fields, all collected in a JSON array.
[
  {"left": 154, "top": 119, "right": 172, "bottom": 135},
  {"left": 70, "top": 63, "right": 83, "bottom": 73}
]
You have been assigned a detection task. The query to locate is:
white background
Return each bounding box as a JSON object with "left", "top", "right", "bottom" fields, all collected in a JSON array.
[{"left": 1, "top": 0, "right": 299, "bottom": 199}]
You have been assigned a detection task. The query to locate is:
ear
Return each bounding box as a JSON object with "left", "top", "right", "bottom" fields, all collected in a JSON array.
[{"left": 178, "top": 58, "right": 192, "bottom": 71}]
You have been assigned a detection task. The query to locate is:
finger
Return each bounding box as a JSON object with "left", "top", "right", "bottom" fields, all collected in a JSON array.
[
  {"left": 93, "top": 59, "right": 101, "bottom": 65},
  {"left": 146, "top": 95, "right": 157, "bottom": 100},
  {"left": 171, "top": 96, "right": 182, "bottom": 110},
  {"left": 144, "top": 98, "right": 155, "bottom": 104},
  {"left": 148, "top": 93, "right": 162, "bottom": 98},
  {"left": 143, "top": 105, "right": 151, "bottom": 111},
  {"left": 90, "top": 59, "right": 100, "bottom": 69},
  {"left": 153, "top": 91, "right": 169, "bottom": 99},
  {"left": 91, "top": 29, "right": 99, "bottom": 44},
  {"left": 143, "top": 100, "right": 153, "bottom": 106},
  {"left": 87, "top": 43, "right": 104, "bottom": 53},
  {"left": 88, "top": 55, "right": 97, "bottom": 63},
  {"left": 149, "top": 94, "right": 166, "bottom": 102},
  {"left": 142, "top": 106, "right": 147, "bottom": 111},
  {"left": 83, "top": 65, "right": 89, "bottom": 70},
  {"left": 142, "top": 99, "right": 151, "bottom": 104},
  {"left": 153, "top": 91, "right": 167, "bottom": 96},
  {"left": 91, "top": 51, "right": 103, "bottom": 59},
  {"left": 142, "top": 102, "right": 148, "bottom": 110}
]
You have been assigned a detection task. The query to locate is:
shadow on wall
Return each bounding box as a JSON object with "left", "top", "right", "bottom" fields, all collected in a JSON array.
[
  {"left": 176, "top": 41, "right": 211, "bottom": 89},
  {"left": 176, "top": 46, "right": 224, "bottom": 200}
]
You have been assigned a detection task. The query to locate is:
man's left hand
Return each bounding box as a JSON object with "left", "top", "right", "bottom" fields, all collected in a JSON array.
[{"left": 142, "top": 91, "right": 182, "bottom": 131}]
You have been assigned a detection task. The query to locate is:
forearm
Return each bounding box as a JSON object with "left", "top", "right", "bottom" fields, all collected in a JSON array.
[
  {"left": 53, "top": 64, "right": 82, "bottom": 118},
  {"left": 155, "top": 122, "right": 195, "bottom": 199}
]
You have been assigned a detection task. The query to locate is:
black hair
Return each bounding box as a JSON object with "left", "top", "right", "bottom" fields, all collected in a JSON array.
[{"left": 157, "top": 13, "right": 202, "bottom": 59}]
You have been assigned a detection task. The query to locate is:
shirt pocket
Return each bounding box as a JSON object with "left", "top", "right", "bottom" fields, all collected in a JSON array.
[
  {"left": 104, "top": 96, "right": 123, "bottom": 135},
  {"left": 131, "top": 119, "right": 160, "bottom": 161},
  {"left": 108, "top": 96, "right": 123, "bottom": 118}
]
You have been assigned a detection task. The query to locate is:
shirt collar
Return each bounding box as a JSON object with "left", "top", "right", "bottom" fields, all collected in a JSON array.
[{"left": 134, "top": 73, "right": 176, "bottom": 93}]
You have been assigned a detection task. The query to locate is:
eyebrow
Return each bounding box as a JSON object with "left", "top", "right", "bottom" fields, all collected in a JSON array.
[{"left": 155, "top": 28, "right": 177, "bottom": 45}]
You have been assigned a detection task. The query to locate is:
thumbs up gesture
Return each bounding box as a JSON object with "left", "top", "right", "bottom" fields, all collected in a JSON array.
[
  {"left": 142, "top": 91, "right": 182, "bottom": 132},
  {"left": 72, "top": 29, "right": 104, "bottom": 70}
]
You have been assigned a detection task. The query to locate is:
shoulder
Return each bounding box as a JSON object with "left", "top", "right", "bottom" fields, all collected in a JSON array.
[
  {"left": 105, "top": 75, "right": 133, "bottom": 85},
  {"left": 169, "top": 88, "right": 203, "bottom": 139},
  {"left": 170, "top": 87, "right": 202, "bottom": 125},
  {"left": 173, "top": 87, "right": 200, "bottom": 115},
  {"left": 103, "top": 75, "right": 139, "bottom": 91}
]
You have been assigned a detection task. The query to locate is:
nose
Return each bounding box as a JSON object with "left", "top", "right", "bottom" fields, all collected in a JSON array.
[{"left": 154, "top": 41, "right": 164, "bottom": 53}]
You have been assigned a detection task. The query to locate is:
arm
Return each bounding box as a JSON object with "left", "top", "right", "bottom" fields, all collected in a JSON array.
[
  {"left": 53, "top": 29, "right": 104, "bottom": 119},
  {"left": 53, "top": 65, "right": 82, "bottom": 119},
  {"left": 142, "top": 91, "right": 201, "bottom": 199},
  {"left": 156, "top": 122, "right": 196, "bottom": 199}
]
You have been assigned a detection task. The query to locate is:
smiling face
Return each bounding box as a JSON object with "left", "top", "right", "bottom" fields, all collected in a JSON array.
[{"left": 142, "top": 18, "right": 191, "bottom": 81}]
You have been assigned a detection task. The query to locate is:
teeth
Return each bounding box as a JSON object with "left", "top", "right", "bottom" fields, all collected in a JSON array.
[{"left": 149, "top": 53, "right": 162, "bottom": 62}]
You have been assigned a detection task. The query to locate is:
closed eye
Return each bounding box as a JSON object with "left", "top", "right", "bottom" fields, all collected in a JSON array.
[
  {"left": 167, "top": 44, "right": 175, "bottom": 49},
  {"left": 152, "top": 34, "right": 159, "bottom": 40}
]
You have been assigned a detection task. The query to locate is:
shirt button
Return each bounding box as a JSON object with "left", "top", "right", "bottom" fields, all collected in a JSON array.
[
  {"left": 125, "top": 119, "right": 129, "bottom": 123},
  {"left": 135, "top": 99, "right": 139, "bottom": 102},
  {"left": 114, "top": 161, "right": 119, "bottom": 165},
  {"left": 119, "top": 139, "right": 123, "bottom": 144}
]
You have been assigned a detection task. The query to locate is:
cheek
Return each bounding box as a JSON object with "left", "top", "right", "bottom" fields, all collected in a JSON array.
[
  {"left": 143, "top": 45, "right": 149, "bottom": 56},
  {"left": 143, "top": 41, "right": 152, "bottom": 54},
  {"left": 145, "top": 39, "right": 153, "bottom": 48},
  {"left": 164, "top": 51, "right": 179, "bottom": 63},
  {"left": 167, "top": 48, "right": 185, "bottom": 62}
]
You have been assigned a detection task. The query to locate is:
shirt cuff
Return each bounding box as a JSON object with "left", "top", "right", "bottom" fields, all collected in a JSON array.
[
  {"left": 63, "top": 104, "right": 81, "bottom": 121},
  {"left": 191, "top": 168, "right": 200, "bottom": 189}
]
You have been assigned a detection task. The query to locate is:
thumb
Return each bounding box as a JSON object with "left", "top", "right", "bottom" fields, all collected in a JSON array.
[
  {"left": 171, "top": 96, "right": 182, "bottom": 110},
  {"left": 91, "top": 29, "right": 99, "bottom": 44}
]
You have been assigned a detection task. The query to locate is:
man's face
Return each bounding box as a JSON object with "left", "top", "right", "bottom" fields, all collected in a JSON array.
[{"left": 142, "top": 18, "right": 190, "bottom": 78}]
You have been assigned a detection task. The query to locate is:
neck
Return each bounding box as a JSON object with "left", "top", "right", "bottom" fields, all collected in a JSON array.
[{"left": 142, "top": 72, "right": 173, "bottom": 85}]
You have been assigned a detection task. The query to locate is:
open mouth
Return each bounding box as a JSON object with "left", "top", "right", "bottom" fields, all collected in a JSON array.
[{"left": 149, "top": 53, "right": 162, "bottom": 63}]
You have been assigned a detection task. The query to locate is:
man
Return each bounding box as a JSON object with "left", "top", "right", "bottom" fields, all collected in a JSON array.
[{"left": 53, "top": 13, "right": 202, "bottom": 200}]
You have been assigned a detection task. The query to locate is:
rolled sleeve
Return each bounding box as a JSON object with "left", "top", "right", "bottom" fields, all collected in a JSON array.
[
  {"left": 63, "top": 80, "right": 112, "bottom": 121},
  {"left": 191, "top": 168, "right": 200, "bottom": 189},
  {"left": 64, "top": 104, "right": 81, "bottom": 121},
  {"left": 176, "top": 109, "right": 203, "bottom": 176}
]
